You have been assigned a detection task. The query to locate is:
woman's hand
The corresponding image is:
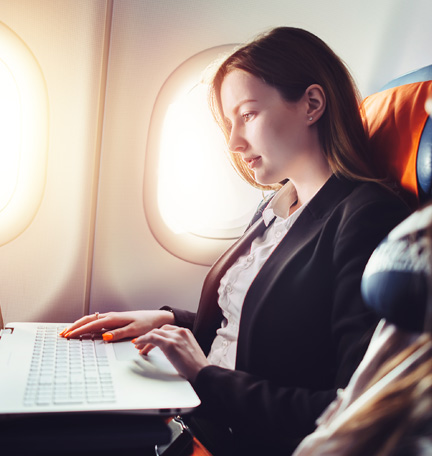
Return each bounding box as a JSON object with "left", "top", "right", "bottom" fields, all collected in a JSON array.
[
  {"left": 59, "top": 310, "right": 175, "bottom": 341},
  {"left": 133, "top": 325, "right": 210, "bottom": 382}
]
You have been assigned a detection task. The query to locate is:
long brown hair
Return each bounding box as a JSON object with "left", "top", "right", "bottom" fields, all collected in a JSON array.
[{"left": 208, "top": 27, "right": 379, "bottom": 190}]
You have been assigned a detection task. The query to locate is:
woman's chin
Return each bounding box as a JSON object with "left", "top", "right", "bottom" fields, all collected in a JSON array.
[{"left": 254, "top": 173, "right": 285, "bottom": 187}]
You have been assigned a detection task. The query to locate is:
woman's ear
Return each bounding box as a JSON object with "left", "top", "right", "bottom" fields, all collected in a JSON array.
[{"left": 305, "top": 84, "right": 326, "bottom": 124}]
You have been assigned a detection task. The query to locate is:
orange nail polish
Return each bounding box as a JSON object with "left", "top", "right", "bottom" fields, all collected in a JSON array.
[
  {"left": 102, "top": 332, "right": 113, "bottom": 341},
  {"left": 64, "top": 331, "right": 72, "bottom": 338},
  {"left": 131, "top": 338, "right": 137, "bottom": 343}
]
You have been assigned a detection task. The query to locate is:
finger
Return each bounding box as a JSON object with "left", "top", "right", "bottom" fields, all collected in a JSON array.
[
  {"left": 132, "top": 335, "right": 152, "bottom": 350},
  {"left": 62, "top": 313, "right": 99, "bottom": 330},
  {"left": 159, "top": 324, "right": 179, "bottom": 331},
  {"left": 130, "top": 324, "right": 179, "bottom": 345},
  {"left": 62, "top": 314, "right": 110, "bottom": 338},
  {"left": 133, "top": 328, "right": 186, "bottom": 359},
  {"left": 63, "top": 321, "right": 105, "bottom": 338},
  {"left": 132, "top": 329, "right": 168, "bottom": 350},
  {"left": 138, "top": 343, "right": 155, "bottom": 356},
  {"left": 101, "top": 325, "right": 141, "bottom": 342},
  {"left": 66, "top": 313, "right": 104, "bottom": 331},
  {"left": 132, "top": 327, "right": 173, "bottom": 348},
  {"left": 59, "top": 315, "right": 92, "bottom": 335}
]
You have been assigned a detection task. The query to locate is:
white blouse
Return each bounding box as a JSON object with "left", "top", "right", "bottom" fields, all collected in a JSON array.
[{"left": 207, "top": 182, "right": 307, "bottom": 369}]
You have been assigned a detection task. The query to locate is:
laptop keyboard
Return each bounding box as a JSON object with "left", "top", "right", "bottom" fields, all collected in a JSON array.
[{"left": 24, "top": 326, "right": 116, "bottom": 406}]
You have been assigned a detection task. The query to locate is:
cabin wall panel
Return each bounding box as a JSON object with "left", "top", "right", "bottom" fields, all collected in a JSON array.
[{"left": 0, "top": 0, "right": 108, "bottom": 324}]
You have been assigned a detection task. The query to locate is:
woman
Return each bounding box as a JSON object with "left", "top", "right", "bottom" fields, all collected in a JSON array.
[
  {"left": 61, "top": 27, "right": 410, "bottom": 454},
  {"left": 292, "top": 203, "right": 432, "bottom": 456}
]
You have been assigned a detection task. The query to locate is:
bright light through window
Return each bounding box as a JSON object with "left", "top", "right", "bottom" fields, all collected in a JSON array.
[
  {"left": 158, "top": 82, "right": 263, "bottom": 238},
  {"left": 0, "top": 22, "right": 48, "bottom": 245},
  {"left": 0, "top": 60, "right": 21, "bottom": 211}
]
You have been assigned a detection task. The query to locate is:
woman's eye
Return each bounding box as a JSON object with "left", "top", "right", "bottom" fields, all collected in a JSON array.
[{"left": 241, "top": 112, "right": 254, "bottom": 122}]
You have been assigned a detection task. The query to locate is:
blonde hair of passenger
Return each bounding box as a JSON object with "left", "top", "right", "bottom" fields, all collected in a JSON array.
[
  {"left": 208, "top": 27, "right": 381, "bottom": 191},
  {"left": 323, "top": 335, "right": 432, "bottom": 456}
]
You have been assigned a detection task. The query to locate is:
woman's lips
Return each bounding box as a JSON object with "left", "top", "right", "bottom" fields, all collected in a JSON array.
[{"left": 246, "top": 157, "right": 261, "bottom": 169}]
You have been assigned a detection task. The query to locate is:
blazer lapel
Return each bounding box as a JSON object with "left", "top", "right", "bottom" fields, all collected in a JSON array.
[{"left": 193, "top": 217, "right": 274, "bottom": 354}]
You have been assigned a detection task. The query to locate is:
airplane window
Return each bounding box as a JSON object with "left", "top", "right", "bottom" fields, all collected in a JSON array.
[
  {"left": 0, "top": 59, "right": 20, "bottom": 211},
  {"left": 0, "top": 23, "right": 48, "bottom": 245},
  {"left": 145, "top": 46, "right": 265, "bottom": 266}
]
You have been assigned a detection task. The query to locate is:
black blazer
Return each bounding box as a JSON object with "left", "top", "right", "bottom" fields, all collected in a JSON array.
[{"left": 170, "top": 175, "right": 410, "bottom": 455}]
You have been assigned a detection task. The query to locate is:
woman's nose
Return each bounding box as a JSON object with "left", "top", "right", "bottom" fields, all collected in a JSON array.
[{"left": 228, "top": 127, "right": 247, "bottom": 153}]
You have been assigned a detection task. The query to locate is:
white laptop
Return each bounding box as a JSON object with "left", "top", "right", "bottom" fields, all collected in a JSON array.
[{"left": 0, "top": 321, "right": 200, "bottom": 416}]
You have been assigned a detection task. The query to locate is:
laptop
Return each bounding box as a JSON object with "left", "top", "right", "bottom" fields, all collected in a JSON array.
[{"left": 0, "top": 320, "right": 201, "bottom": 416}]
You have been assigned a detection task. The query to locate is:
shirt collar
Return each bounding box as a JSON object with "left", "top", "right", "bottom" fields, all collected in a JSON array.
[{"left": 262, "top": 181, "right": 298, "bottom": 226}]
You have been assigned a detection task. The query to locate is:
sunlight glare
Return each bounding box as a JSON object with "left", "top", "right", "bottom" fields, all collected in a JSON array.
[
  {"left": 0, "top": 60, "right": 21, "bottom": 211},
  {"left": 158, "top": 82, "right": 262, "bottom": 238}
]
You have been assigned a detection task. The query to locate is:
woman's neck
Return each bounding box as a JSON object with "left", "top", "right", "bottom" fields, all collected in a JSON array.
[{"left": 290, "top": 165, "right": 333, "bottom": 209}]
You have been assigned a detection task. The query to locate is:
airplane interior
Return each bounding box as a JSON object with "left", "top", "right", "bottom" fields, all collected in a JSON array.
[
  {"left": 0, "top": 0, "right": 432, "bottom": 454},
  {"left": 0, "top": 0, "right": 431, "bottom": 326}
]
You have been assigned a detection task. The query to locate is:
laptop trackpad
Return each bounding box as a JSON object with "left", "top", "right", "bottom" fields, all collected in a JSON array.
[{"left": 112, "top": 340, "right": 138, "bottom": 361}]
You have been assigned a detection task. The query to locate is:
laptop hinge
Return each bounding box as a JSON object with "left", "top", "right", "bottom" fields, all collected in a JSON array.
[{"left": 0, "top": 327, "right": 13, "bottom": 339}]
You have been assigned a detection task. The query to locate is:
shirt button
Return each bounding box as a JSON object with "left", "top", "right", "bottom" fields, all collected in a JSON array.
[
  {"left": 225, "top": 284, "right": 233, "bottom": 294},
  {"left": 246, "top": 254, "right": 254, "bottom": 263},
  {"left": 275, "top": 230, "right": 283, "bottom": 239}
]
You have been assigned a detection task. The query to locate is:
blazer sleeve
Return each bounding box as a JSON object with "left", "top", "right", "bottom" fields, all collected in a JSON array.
[
  {"left": 191, "top": 192, "right": 410, "bottom": 451},
  {"left": 160, "top": 305, "right": 196, "bottom": 330}
]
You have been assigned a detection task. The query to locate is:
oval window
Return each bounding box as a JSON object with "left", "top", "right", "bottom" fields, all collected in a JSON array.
[
  {"left": 0, "top": 23, "right": 48, "bottom": 244},
  {"left": 144, "top": 46, "right": 264, "bottom": 266}
]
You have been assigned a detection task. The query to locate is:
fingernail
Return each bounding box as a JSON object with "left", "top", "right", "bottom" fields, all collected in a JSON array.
[
  {"left": 102, "top": 332, "right": 113, "bottom": 341},
  {"left": 59, "top": 328, "right": 68, "bottom": 337},
  {"left": 131, "top": 338, "right": 137, "bottom": 343},
  {"left": 64, "top": 331, "right": 72, "bottom": 339}
]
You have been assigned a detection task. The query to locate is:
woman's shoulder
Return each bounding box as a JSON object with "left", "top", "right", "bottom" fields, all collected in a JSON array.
[
  {"left": 314, "top": 177, "right": 413, "bottom": 234},
  {"left": 342, "top": 179, "right": 411, "bottom": 211},
  {"left": 308, "top": 175, "right": 411, "bottom": 222}
]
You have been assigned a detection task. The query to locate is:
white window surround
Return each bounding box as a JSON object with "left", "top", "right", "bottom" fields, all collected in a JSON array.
[
  {"left": 144, "top": 45, "right": 264, "bottom": 266},
  {"left": 0, "top": 22, "right": 48, "bottom": 245}
]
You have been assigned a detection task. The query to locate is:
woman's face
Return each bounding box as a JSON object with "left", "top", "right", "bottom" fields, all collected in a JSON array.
[{"left": 220, "top": 69, "right": 314, "bottom": 186}]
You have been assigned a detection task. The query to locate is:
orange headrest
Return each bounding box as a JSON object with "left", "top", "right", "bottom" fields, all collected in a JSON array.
[{"left": 361, "top": 80, "right": 432, "bottom": 209}]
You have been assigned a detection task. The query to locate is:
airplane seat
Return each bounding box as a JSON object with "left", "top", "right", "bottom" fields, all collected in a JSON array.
[{"left": 361, "top": 64, "right": 432, "bottom": 210}]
